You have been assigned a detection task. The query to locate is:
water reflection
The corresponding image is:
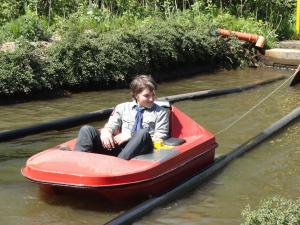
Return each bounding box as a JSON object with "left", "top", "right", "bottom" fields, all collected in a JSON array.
[{"left": 39, "top": 188, "right": 141, "bottom": 212}]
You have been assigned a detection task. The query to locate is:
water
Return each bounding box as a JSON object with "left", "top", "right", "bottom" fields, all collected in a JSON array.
[{"left": 0, "top": 67, "right": 299, "bottom": 224}]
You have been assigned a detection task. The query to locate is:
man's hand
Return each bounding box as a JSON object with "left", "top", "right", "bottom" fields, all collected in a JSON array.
[
  {"left": 114, "top": 133, "right": 132, "bottom": 145},
  {"left": 100, "top": 128, "right": 115, "bottom": 150}
]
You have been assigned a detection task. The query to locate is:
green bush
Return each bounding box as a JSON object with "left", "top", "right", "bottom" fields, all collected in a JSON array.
[
  {"left": 0, "top": 1, "right": 25, "bottom": 26},
  {"left": 0, "top": 12, "right": 50, "bottom": 43},
  {"left": 210, "top": 13, "right": 277, "bottom": 47},
  {"left": 0, "top": 0, "right": 294, "bottom": 41},
  {"left": 241, "top": 197, "right": 300, "bottom": 225},
  {"left": 0, "top": 12, "right": 258, "bottom": 97},
  {"left": 197, "top": 0, "right": 296, "bottom": 40},
  {"left": 48, "top": 15, "right": 248, "bottom": 91},
  {"left": 54, "top": 8, "right": 146, "bottom": 34},
  {"left": 0, "top": 42, "right": 61, "bottom": 96}
]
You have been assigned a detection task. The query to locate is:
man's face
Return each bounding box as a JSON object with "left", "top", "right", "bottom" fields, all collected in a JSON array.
[{"left": 135, "top": 88, "right": 156, "bottom": 108}]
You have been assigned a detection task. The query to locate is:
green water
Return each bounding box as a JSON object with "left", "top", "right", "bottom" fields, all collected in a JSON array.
[{"left": 0, "top": 67, "right": 299, "bottom": 225}]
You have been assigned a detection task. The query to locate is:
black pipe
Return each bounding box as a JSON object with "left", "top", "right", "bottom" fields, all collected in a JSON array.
[
  {"left": 160, "top": 75, "right": 286, "bottom": 103},
  {"left": 0, "top": 108, "right": 113, "bottom": 142},
  {"left": 105, "top": 106, "right": 300, "bottom": 225},
  {"left": 0, "top": 76, "right": 286, "bottom": 142}
]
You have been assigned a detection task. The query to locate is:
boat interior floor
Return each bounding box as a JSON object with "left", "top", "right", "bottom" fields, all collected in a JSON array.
[
  {"left": 132, "top": 148, "right": 180, "bottom": 162},
  {"left": 132, "top": 137, "right": 186, "bottom": 162}
]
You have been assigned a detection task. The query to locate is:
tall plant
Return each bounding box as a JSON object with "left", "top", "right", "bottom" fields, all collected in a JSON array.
[
  {"left": 202, "top": 0, "right": 296, "bottom": 39},
  {"left": 0, "top": 1, "right": 26, "bottom": 25}
]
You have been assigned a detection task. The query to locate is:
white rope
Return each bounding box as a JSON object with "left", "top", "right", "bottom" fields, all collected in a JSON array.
[{"left": 215, "top": 72, "right": 295, "bottom": 136}]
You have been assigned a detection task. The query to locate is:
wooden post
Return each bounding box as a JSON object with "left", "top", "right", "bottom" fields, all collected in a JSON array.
[{"left": 297, "top": 0, "right": 300, "bottom": 33}]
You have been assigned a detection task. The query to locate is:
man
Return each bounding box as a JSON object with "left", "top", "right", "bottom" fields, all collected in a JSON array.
[{"left": 74, "top": 75, "right": 169, "bottom": 160}]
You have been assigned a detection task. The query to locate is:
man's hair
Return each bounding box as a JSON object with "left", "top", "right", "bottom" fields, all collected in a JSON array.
[{"left": 130, "top": 75, "right": 157, "bottom": 99}]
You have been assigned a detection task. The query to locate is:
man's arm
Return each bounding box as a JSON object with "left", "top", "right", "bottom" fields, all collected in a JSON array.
[
  {"left": 104, "top": 104, "right": 123, "bottom": 134},
  {"left": 101, "top": 104, "right": 123, "bottom": 149},
  {"left": 153, "top": 108, "right": 169, "bottom": 141}
]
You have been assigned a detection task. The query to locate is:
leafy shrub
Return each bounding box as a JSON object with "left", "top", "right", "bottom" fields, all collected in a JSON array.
[
  {"left": 48, "top": 14, "right": 247, "bottom": 91},
  {"left": 0, "top": 12, "right": 254, "bottom": 97},
  {"left": 197, "top": 0, "right": 296, "bottom": 40},
  {"left": 0, "top": 42, "right": 61, "bottom": 96},
  {"left": 54, "top": 8, "right": 145, "bottom": 35},
  {"left": 241, "top": 197, "right": 300, "bottom": 225},
  {"left": 0, "top": 12, "right": 50, "bottom": 43},
  {"left": 0, "top": 1, "right": 25, "bottom": 26},
  {"left": 210, "top": 13, "right": 277, "bottom": 47}
]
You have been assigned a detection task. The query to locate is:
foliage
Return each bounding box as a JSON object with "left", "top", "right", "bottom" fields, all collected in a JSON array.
[
  {"left": 0, "top": 0, "right": 84, "bottom": 25},
  {"left": 0, "top": 14, "right": 251, "bottom": 96},
  {"left": 208, "top": 13, "right": 277, "bottom": 47},
  {"left": 0, "top": 42, "right": 61, "bottom": 96},
  {"left": 0, "top": 0, "right": 294, "bottom": 98},
  {"left": 0, "top": 0, "right": 295, "bottom": 42},
  {"left": 241, "top": 197, "right": 300, "bottom": 225},
  {"left": 0, "top": 1, "right": 25, "bottom": 25},
  {"left": 198, "top": 0, "right": 296, "bottom": 40},
  {"left": 0, "top": 0, "right": 197, "bottom": 26},
  {"left": 50, "top": 14, "right": 249, "bottom": 90},
  {"left": 0, "top": 12, "right": 50, "bottom": 43},
  {"left": 54, "top": 9, "right": 126, "bottom": 34}
]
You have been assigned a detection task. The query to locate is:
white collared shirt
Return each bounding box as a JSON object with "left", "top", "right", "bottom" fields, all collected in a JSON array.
[{"left": 104, "top": 101, "right": 169, "bottom": 140}]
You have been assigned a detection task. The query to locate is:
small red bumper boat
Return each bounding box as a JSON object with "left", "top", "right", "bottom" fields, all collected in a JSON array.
[{"left": 21, "top": 104, "right": 217, "bottom": 201}]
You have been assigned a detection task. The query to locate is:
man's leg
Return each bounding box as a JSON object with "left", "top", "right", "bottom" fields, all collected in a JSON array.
[
  {"left": 75, "top": 125, "right": 102, "bottom": 152},
  {"left": 118, "top": 129, "right": 153, "bottom": 160},
  {"left": 75, "top": 125, "right": 122, "bottom": 156}
]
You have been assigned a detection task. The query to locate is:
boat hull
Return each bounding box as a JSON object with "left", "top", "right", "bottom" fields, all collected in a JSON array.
[{"left": 34, "top": 146, "right": 215, "bottom": 201}]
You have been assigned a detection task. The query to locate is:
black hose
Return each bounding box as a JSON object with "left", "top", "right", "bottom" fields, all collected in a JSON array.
[
  {"left": 0, "top": 108, "right": 113, "bottom": 142},
  {"left": 0, "top": 76, "right": 286, "bottom": 142},
  {"left": 105, "top": 106, "right": 300, "bottom": 225},
  {"left": 160, "top": 75, "right": 286, "bottom": 103}
]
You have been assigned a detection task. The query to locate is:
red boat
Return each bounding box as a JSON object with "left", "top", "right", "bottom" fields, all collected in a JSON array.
[{"left": 21, "top": 104, "right": 217, "bottom": 201}]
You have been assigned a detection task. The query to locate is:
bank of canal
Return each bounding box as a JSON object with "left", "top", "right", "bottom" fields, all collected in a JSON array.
[{"left": 0, "top": 67, "right": 298, "bottom": 225}]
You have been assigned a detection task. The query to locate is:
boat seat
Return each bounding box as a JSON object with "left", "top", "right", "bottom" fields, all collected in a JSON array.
[
  {"left": 154, "top": 100, "right": 171, "bottom": 108},
  {"left": 163, "top": 137, "right": 185, "bottom": 146},
  {"left": 132, "top": 148, "right": 180, "bottom": 162}
]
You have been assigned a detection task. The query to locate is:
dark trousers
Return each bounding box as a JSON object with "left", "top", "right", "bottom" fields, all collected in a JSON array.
[{"left": 75, "top": 125, "right": 153, "bottom": 160}]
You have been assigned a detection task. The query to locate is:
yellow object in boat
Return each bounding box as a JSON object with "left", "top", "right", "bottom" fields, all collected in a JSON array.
[{"left": 153, "top": 140, "right": 174, "bottom": 150}]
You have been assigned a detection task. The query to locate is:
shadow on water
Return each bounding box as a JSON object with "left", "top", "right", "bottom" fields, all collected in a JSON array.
[
  {"left": 36, "top": 165, "right": 228, "bottom": 218},
  {"left": 38, "top": 186, "right": 144, "bottom": 213}
]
